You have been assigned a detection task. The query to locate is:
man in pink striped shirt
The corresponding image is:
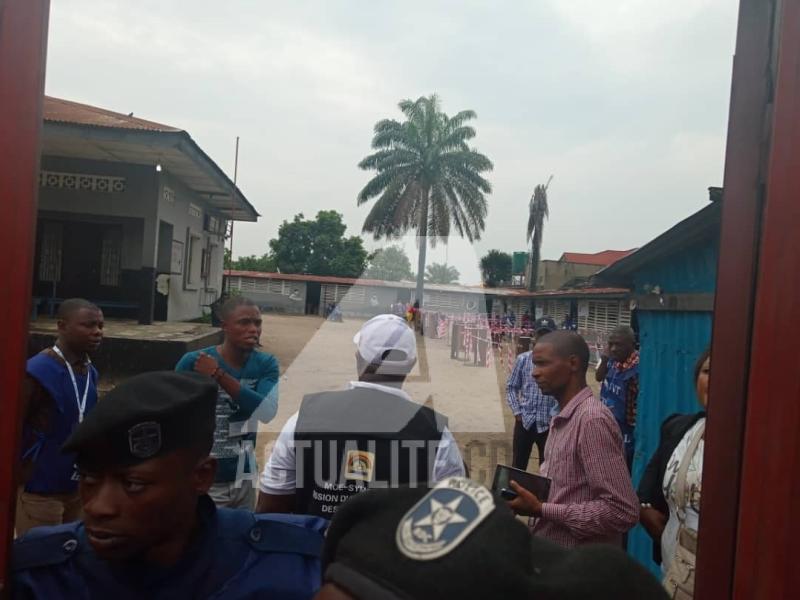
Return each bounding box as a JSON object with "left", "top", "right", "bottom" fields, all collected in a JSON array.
[{"left": 508, "top": 331, "right": 639, "bottom": 548}]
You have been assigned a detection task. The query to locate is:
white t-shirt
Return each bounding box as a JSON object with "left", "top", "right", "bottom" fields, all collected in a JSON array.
[
  {"left": 259, "top": 381, "right": 466, "bottom": 494},
  {"left": 661, "top": 417, "right": 705, "bottom": 571}
]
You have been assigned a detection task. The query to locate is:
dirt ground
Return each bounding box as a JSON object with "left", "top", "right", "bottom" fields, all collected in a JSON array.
[{"left": 256, "top": 313, "right": 601, "bottom": 488}]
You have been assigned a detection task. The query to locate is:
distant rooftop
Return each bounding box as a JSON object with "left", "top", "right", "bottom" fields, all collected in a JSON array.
[
  {"left": 41, "top": 96, "right": 258, "bottom": 221},
  {"left": 559, "top": 249, "right": 637, "bottom": 267},
  {"left": 44, "top": 96, "right": 182, "bottom": 133}
]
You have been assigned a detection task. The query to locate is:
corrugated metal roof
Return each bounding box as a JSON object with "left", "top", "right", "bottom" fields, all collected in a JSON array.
[
  {"left": 41, "top": 97, "right": 258, "bottom": 222},
  {"left": 226, "top": 271, "right": 628, "bottom": 298},
  {"left": 493, "top": 286, "right": 630, "bottom": 299},
  {"left": 598, "top": 203, "right": 721, "bottom": 284},
  {"left": 44, "top": 96, "right": 181, "bottom": 132},
  {"left": 559, "top": 249, "right": 636, "bottom": 266},
  {"left": 227, "top": 270, "right": 489, "bottom": 295}
]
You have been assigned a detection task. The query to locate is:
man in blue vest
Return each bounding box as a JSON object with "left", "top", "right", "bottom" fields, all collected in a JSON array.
[
  {"left": 16, "top": 298, "right": 103, "bottom": 535},
  {"left": 12, "top": 371, "right": 326, "bottom": 599},
  {"left": 596, "top": 326, "right": 639, "bottom": 470},
  {"left": 256, "top": 314, "right": 466, "bottom": 517}
]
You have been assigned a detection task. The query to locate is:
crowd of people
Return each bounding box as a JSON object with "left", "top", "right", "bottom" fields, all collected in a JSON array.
[{"left": 10, "top": 295, "right": 708, "bottom": 598}]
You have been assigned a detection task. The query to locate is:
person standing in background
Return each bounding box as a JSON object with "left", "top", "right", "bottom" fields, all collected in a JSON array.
[
  {"left": 595, "top": 326, "right": 639, "bottom": 470},
  {"left": 176, "top": 296, "right": 279, "bottom": 509},
  {"left": 507, "top": 331, "right": 639, "bottom": 548},
  {"left": 505, "top": 316, "right": 558, "bottom": 471},
  {"left": 638, "top": 348, "right": 710, "bottom": 599},
  {"left": 257, "top": 314, "right": 464, "bottom": 517},
  {"left": 16, "top": 299, "right": 103, "bottom": 535}
]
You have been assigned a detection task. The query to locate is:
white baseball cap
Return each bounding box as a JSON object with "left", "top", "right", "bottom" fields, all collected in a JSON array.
[{"left": 353, "top": 314, "right": 417, "bottom": 372}]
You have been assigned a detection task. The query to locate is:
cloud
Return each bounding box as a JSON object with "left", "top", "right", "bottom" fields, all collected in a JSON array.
[{"left": 45, "top": 1, "right": 739, "bottom": 285}]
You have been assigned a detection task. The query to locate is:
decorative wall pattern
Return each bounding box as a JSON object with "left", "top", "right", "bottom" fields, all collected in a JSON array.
[{"left": 39, "top": 170, "right": 126, "bottom": 193}]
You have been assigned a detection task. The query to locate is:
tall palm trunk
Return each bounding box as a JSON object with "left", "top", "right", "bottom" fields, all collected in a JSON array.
[
  {"left": 415, "top": 190, "right": 429, "bottom": 306},
  {"left": 527, "top": 230, "right": 542, "bottom": 291}
]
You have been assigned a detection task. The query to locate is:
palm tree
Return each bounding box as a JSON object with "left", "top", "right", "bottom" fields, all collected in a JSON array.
[
  {"left": 424, "top": 262, "right": 460, "bottom": 284},
  {"left": 526, "top": 176, "right": 553, "bottom": 291},
  {"left": 357, "top": 94, "right": 493, "bottom": 305}
]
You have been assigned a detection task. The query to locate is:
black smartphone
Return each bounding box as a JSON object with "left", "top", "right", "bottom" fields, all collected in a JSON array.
[
  {"left": 499, "top": 487, "right": 518, "bottom": 500},
  {"left": 492, "top": 464, "right": 551, "bottom": 502}
]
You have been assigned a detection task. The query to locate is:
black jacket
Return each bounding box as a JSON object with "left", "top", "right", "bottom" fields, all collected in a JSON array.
[{"left": 637, "top": 411, "right": 705, "bottom": 564}]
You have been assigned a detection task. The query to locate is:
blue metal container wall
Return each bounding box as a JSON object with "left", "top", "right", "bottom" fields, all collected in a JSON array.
[
  {"left": 632, "top": 238, "right": 719, "bottom": 294},
  {"left": 628, "top": 310, "right": 713, "bottom": 574}
]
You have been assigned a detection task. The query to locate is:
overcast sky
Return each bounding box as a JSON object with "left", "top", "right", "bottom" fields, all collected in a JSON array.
[{"left": 46, "top": 1, "right": 739, "bottom": 284}]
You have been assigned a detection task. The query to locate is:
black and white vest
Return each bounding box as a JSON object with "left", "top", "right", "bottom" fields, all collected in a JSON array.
[{"left": 293, "top": 386, "right": 446, "bottom": 517}]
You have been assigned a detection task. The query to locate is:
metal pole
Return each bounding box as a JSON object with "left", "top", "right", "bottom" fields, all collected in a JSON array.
[{"left": 226, "top": 136, "right": 239, "bottom": 288}]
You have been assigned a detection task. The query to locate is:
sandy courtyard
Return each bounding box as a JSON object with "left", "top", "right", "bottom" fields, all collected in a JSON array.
[{"left": 256, "top": 313, "right": 601, "bottom": 488}]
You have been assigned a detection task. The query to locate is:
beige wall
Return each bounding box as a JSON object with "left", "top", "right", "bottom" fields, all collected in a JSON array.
[{"left": 536, "top": 260, "right": 603, "bottom": 290}]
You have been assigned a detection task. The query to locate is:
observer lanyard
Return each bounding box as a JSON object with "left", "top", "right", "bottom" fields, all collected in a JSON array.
[{"left": 52, "top": 345, "right": 92, "bottom": 423}]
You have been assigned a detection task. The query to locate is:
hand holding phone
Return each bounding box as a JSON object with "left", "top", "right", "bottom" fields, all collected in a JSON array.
[
  {"left": 499, "top": 488, "right": 518, "bottom": 500},
  {"left": 506, "top": 480, "right": 543, "bottom": 517}
]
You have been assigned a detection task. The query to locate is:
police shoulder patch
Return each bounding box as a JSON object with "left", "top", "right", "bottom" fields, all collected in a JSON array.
[{"left": 396, "top": 477, "right": 495, "bottom": 561}]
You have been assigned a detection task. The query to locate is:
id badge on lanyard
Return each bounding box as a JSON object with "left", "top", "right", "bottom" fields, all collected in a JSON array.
[{"left": 52, "top": 345, "right": 92, "bottom": 423}]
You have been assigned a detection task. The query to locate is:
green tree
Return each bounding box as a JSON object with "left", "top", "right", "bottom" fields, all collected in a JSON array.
[
  {"left": 232, "top": 253, "right": 276, "bottom": 272},
  {"left": 424, "top": 262, "right": 460, "bottom": 284},
  {"left": 526, "top": 176, "right": 553, "bottom": 291},
  {"left": 480, "top": 250, "right": 512, "bottom": 287},
  {"left": 269, "top": 211, "right": 369, "bottom": 277},
  {"left": 365, "top": 245, "right": 413, "bottom": 281},
  {"left": 357, "top": 94, "right": 493, "bottom": 305}
]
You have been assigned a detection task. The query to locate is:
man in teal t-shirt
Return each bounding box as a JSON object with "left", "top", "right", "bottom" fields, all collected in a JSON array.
[{"left": 176, "top": 297, "right": 278, "bottom": 509}]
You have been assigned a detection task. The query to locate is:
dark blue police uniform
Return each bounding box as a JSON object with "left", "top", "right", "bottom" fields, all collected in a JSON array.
[{"left": 12, "top": 495, "right": 326, "bottom": 599}]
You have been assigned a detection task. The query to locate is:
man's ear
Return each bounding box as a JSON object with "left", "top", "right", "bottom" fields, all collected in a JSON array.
[
  {"left": 193, "top": 456, "right": 217, "bottom": 494},
  {"left": 569, "top": 354, "right": 580, "bottom": 373},
  {"left": 56, "top": 318, "right": 67, "bottom": 334}
]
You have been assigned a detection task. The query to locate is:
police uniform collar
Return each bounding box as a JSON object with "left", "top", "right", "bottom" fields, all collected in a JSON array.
[{"left": 348, "top": 381, "right": 413, "bottom": 403}]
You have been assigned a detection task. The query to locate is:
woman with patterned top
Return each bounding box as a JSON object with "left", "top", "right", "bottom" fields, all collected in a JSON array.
[{"left": 637, "top": 348, "right": 710, "bottom": 599}]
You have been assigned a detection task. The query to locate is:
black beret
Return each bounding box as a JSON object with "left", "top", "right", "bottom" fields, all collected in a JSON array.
[
  {"left": 62, "top": 371, "right": 217, "bottom": 467},
  {"left": 321, "top": 477, "right": 668, "bottom": 600}
]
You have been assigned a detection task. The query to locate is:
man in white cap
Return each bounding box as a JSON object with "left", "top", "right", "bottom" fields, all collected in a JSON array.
[{"left": 256, "top": 314, "right": 465, "bottom": 517}]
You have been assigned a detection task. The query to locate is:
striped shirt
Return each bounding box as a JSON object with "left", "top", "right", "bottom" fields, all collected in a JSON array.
[
  {"left": 506, "top": 351, "right": 558, "bottom": 433},
  {"left": 531, "top": 387, "right": 639, "bottom": 548}
]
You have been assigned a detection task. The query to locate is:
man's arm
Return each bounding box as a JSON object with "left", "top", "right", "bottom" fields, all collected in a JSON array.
[
  {"left": 432, "top": 426, "right": 467, "bottom": 480},
  {"left": 505, "top": 355, "right": 525, "bottom": 418},
  {"left": 255, "top": 491, "right": 295, "bottom": 514},
  {"left": 256, "top": 413, "right": 298, "bottom": 513},
  {"left": 538, "top": 416, "right": 639, "bottom": 540},
  {"left": 231, "top": 354, "right": 280, "bottom": 423},
  {"left": 625, "top": 374, "right": 639, "bottom": 427},
  {"left": 595, "top": 354, "right": 610, "bottom": 383}
]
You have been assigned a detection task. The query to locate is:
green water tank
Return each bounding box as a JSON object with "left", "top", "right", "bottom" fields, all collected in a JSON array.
[{"left": 512, "top": 251, "right": 529, "bottom": 274}]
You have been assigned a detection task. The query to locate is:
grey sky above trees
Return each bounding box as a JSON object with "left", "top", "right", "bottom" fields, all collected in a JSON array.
[{"left": 46, "top": 1, "right": 737, "bottom": 284}]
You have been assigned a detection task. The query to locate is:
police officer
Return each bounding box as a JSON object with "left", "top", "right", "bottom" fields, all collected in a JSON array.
[
  {"left": 257, "top": 314, "right": 465, "bottom": 517},
  {"left": 12, "top": 371, "right": 326, "bottom": 599},
  {"left": 315, "top": 477, "right": 669, "bottom": 600}
]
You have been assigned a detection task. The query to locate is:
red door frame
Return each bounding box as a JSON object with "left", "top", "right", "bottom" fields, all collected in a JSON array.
[
  {"left": 0, "top": 0, "right": 50, "bottom": 592},
  {"left": 731, "top": 0, "right": 800, "bottom": 595},
  {"left": 695, "top": 0, "right": 775, "bottom": 596},
  {"left": 697, "top": 0, "right": 800, "bottom": 597}
]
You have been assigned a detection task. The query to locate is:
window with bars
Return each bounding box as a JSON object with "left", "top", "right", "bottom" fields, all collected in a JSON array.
[
  {"left": 99, "top": 228, "right": 122, "bottom": 286},
  {"left": 577, "top": 300, "right": 631, "bottom": 334},
  {"left": 541, "top": 299, "right": 569, "bottom": 323},
  {"left": 185, "top": 231, "right": 203, "bottom": 289},
  {"left": 341, "top": 285, "right": 366, "bottom": 305},
  {"left": 38, "top": 222, "right": 63, "bottom": 283}
]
